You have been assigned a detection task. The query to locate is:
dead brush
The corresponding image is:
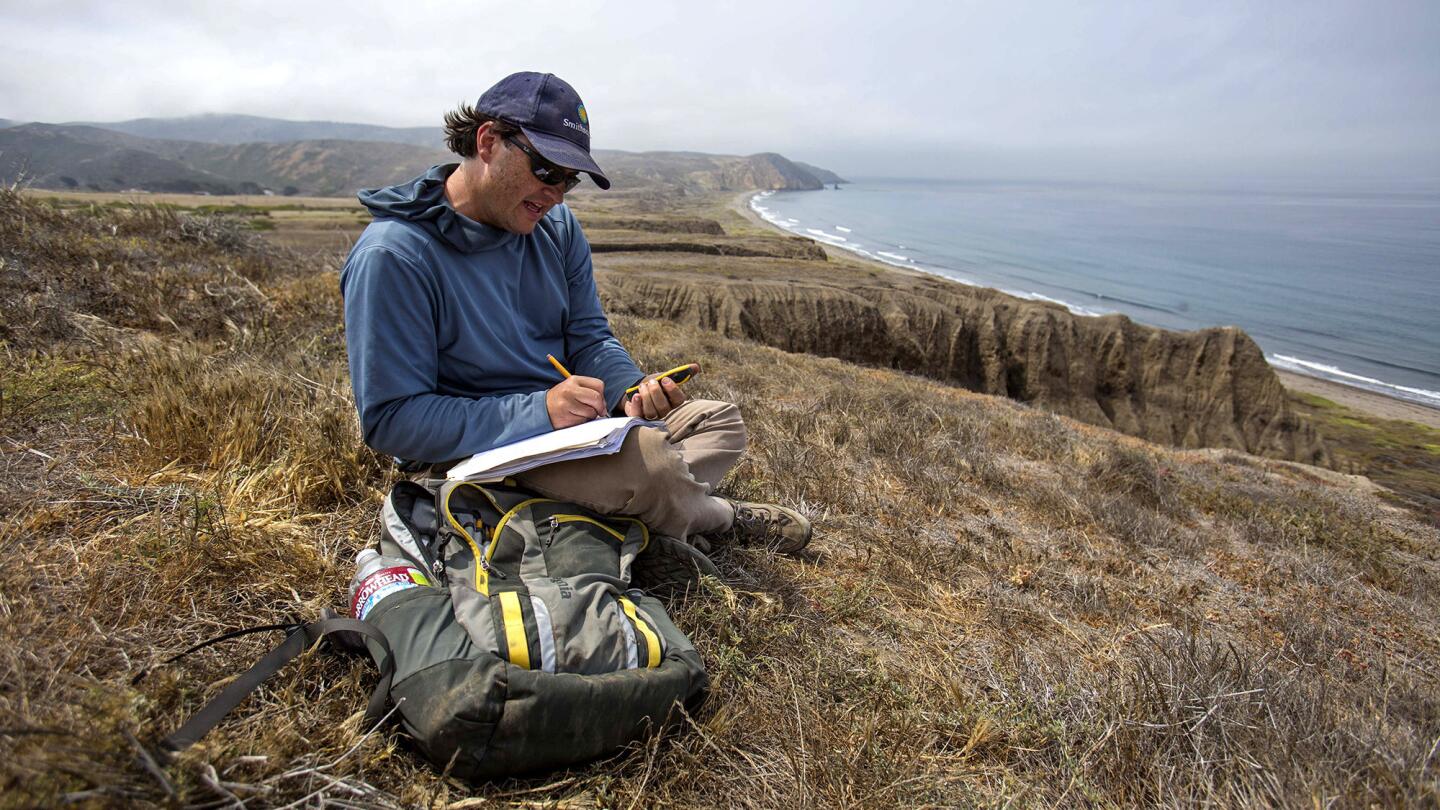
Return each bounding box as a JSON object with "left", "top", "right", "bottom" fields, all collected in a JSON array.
[
  {"left": 0, "top": 188, "right": 312, "bottom": 352},
  {"left": 0, "top": 496, "right": 386, "bottom": 807},
  {"left": 1227, "top": 478, "right": 1440, "bottom": 600},
  {"left": 124, "top": 344, "right": 386, "bottom": 511},
  {"left": 1096, "top": 628, "right": 1431, "bottom": 807}
]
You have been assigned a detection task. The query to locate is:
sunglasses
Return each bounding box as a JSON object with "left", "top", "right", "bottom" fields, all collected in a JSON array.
[{"left": 503, "top": 134, "right": 583, "bottom": 192}]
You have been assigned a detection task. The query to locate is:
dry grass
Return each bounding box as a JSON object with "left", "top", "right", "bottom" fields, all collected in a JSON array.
[
  {"left": 1287, "top": 389, "right": 1440, "bottom": 519},
  {"left": 3, "top": 186, "right": 1439, "bottom": 807}
]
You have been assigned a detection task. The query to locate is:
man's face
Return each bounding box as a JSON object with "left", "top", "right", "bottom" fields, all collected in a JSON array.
[{"left": 476, "top": 129, "right": 574, "bottom": 235}]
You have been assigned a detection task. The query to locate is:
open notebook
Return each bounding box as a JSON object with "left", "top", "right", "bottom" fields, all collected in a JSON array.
[{"left": 445, "top": 417, "right": 665, "bottom": 482}]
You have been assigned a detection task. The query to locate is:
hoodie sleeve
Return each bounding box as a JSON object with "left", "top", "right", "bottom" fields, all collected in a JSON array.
[
  {"left": 559, "top": 208, "right": 644, "bottom": 413},
  {"left": 341, "top": 244, "right": 554, "bottom": 463}
]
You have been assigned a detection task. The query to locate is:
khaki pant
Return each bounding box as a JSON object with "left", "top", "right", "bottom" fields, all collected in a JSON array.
[{"left": 512, "top": 399, "right": 745, "bottom": 540}]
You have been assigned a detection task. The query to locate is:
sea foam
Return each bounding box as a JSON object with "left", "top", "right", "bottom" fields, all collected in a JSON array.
[
  {"left": 1269, "top": 355, "right": 1440, "bottom": 409},
  {"left": 752, "top": 193, "right": 1104, "bottom": 318}
]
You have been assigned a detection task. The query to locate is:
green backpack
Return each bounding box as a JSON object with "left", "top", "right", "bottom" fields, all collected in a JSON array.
[
  {"left": 153, "top": 479, "right": 708, "bottom": 781},
  {"left": 367, "top": 478, "right": 709, "bottom": 778}
]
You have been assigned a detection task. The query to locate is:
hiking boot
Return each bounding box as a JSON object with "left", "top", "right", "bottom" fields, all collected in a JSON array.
[
  {"left": 631, "top": 534, "right": 721, "bottom": 599},
  {"left": 729, "top": 501, "right": 812, "bottom": 554}
]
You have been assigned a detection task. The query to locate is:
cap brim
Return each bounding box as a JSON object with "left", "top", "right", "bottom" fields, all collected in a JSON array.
[{"left": 521, "top": 126, "right": 611, "bottom": 190}]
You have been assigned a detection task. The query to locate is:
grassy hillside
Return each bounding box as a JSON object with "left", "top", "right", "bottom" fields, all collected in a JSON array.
[
  {"left": 1287, "top": 391, "right": 1440, "bottom": 518},
  {"left": 3, "top": 188, "right": 1438, "bottom": 807}
]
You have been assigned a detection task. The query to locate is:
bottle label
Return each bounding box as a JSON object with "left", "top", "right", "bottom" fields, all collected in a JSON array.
[{"left": 351, "top": 565, "right": 430, "bottom": 621}]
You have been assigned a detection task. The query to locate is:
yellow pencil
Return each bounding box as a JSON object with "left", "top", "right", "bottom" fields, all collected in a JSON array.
[{"left": 546, "top": 354, "right": 572, "bottom": 378}]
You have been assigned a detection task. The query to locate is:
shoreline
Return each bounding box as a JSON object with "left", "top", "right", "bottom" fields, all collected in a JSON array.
[
  {"left": 735, "top": 190, "right": 1440, "bottom": 430},
  {"left": 1276, "top": 371, "right": 1440, "bottom": 429},
  {"left": 731, "top": 190, "right": 931, "bottom": 281}
]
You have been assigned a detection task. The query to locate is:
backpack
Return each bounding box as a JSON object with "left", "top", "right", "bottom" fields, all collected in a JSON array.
[
  {"left": 368, "top": 478, "right": 709, "bottom": 777},
  {"left": 152, "top": 479, "right": 709, "bottom": 781}
]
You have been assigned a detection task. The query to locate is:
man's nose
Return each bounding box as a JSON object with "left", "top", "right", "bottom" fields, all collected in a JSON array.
[{"left": 539, "top": 183, "right": 565, "bottom": 202}]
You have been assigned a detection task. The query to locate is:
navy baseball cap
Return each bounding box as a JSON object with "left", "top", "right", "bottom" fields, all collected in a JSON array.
[{"left": 477, "top": 72, "right": 611, "bottom": 190}]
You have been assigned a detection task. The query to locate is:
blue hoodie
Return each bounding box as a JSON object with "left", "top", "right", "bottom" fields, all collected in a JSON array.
[{"left": 340, "top": 164, "right": 642, "bottom": 463}]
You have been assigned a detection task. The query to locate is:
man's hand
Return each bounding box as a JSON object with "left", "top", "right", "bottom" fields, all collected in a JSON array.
[
  {"left": 623, "top": 374, "right": 688, "bottom": 420},
  {"left": 546, "top": 375, "right": 607, "bottom": 429}
]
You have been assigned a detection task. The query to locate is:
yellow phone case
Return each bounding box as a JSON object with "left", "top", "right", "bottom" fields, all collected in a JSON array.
[{"left": 625, "top": 363, "right": 699, "bottom": 396}]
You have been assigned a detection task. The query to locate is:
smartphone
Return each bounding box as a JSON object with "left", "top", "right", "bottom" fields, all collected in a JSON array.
[{"left": 625, "top": 363, "right": 700, "bottom": 397}]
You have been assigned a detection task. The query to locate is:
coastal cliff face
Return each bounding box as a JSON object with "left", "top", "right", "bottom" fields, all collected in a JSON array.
[
  {"left": 712, "top": 153, "right": 825, "bottom": 191},
  {"left": 595, "top": 256, "right": 1329, "bottom": 465}
]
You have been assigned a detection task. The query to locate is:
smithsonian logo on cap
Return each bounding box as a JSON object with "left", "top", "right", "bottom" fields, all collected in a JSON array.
[{"left": 564, "top": 103, "right": 590, "bottom": 136}]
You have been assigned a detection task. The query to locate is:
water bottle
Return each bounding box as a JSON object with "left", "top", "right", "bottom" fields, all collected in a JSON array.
[{"left": 349, "top": 548, "right": 431, "bottom": 621}]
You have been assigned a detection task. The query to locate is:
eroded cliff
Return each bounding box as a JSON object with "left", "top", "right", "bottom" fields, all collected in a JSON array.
[{"left": 594, "top": 253, "right": 1329, "bottom": 464}]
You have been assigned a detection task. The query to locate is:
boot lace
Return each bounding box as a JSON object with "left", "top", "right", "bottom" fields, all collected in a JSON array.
[{"left": 735, "top": 504, "right": 792, "bottom": 537}]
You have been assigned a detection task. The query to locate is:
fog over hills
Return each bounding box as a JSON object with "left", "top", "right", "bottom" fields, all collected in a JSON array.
[{"left": 0, "top": 115, "right": 844, "bottom": 196}]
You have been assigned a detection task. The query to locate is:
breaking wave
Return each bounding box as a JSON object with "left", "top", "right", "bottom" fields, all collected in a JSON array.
[
  {"left": 1268, "top": 355, "right": 1440, "bottom": 409},
  {"left": 750, "top": 191, "right": 1107, "bottom": 317}
]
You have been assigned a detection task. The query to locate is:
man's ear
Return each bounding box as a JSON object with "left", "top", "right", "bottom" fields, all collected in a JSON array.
[{"left": 475, "top": 122, "right": 500, "bottom": 163}]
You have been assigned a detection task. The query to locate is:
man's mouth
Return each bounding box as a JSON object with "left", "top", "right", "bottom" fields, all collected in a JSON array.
[{"left": 523, "top": 201, "right": 545, "bottom": 217}]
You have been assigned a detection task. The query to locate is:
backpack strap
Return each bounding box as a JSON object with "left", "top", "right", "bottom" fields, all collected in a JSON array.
[{"left": 152, "top": 617, "right": 394, "bottom": 761}]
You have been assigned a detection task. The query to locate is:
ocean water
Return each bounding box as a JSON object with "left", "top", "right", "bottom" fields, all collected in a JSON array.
[{"left": 751, "top": 179, "right": 1440, "bottom": 410}]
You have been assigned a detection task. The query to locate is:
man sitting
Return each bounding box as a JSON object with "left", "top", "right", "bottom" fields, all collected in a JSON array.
[{"left": 340, "top": 71, "right": 810, "bottom": 559}]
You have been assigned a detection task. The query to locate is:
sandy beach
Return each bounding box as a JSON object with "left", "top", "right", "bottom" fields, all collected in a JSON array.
[
  {"left": 737, "top": 191, "right": 1440, "bottom": 430},
  {"left": 1276, "top": 371, "right": 1440, "bottom": 429}
]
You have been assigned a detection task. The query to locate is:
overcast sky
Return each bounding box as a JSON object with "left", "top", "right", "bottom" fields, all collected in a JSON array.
[{"left": 2, "top": 0, "right": 1437, "bottom": 185}]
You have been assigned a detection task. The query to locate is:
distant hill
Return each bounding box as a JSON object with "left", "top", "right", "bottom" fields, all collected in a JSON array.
[
  {"left": 0, "top": 118, "right": 21, "bottom": 129},
  {"left": 593, "top": 150, "right": 831, "bottom": 192},
  {"left": 0, "top": 123, "right": 448, "bottom": 196},
  {"left": 172, "top": 139, "right": 450, "bottom": 197},
  {"left": 0, "top": 124, "right": 243, "bottom": 194},
  {"left": 0, "top": 118, "right": 845, "bottom": 196},
  {"left": 74, "top": 113, "right": 443, "bottom": 149}
]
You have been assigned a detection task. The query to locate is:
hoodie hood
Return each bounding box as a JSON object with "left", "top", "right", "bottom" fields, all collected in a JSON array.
[{"left": 357, "top": 164, "right": 515, "bottom": 254}]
